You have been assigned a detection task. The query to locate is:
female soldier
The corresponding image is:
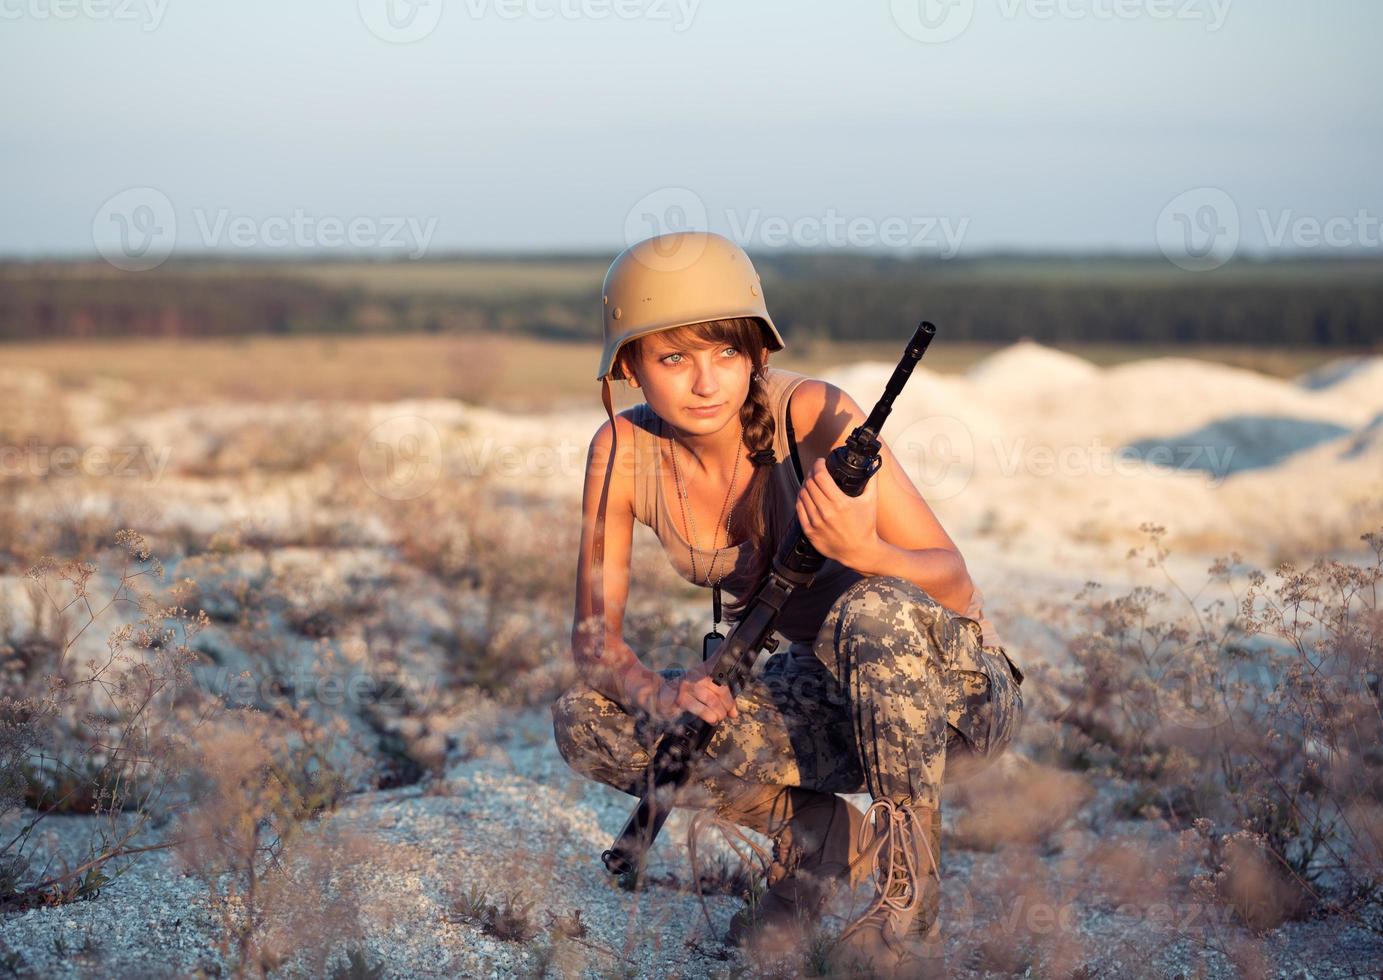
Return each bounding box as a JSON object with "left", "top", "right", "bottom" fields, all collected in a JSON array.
[{"left": 552, "top": 230, "right": 1024, "bottom": 976}]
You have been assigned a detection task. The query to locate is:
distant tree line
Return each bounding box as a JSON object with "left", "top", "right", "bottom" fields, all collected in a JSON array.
[
  {"left": 763, "top": 277, "right": 1382, "bottom": 346},
  {"left": 1, "top": 256, "right": 1379, "bottom": 346}
]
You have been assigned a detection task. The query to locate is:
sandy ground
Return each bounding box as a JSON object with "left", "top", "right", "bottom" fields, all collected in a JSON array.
[
  {"left": 4, "top": 705, "right": 1382, "bottom": 978},
  {"left": 2, "top": 342, "right": 1381, "bottom": 977}
]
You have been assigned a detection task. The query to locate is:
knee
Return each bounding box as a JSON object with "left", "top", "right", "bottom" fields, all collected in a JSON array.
[
  {"left": 832, "top": 576, "right": 948, "bottom": 652},
  {"left": 549, "top": 683, "right": 649, "bottom": 792},
  {"left": 550, "top": 683, "right": 613, "bottom": 777}
]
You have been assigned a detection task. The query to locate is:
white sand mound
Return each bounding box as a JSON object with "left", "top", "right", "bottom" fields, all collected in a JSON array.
[
  {"left": 760, "top": 348, "right": 1381, "bottom": 570},
  {"left": 965, "top": 339, "right": 1101, "bottom": 393},
  {"left": 1017, "top": 357, "right": 1372, "bottom": 451}
]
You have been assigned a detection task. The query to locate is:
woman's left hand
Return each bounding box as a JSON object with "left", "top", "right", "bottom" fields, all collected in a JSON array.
[{"left": 796, "top": 456, "right": 880, "bottom": 568}]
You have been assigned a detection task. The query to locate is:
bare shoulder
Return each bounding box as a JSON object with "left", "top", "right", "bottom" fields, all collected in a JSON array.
[
  {"left": 584, "top": 408, "right": 642, "bottom": 513},
  {"left": 787, "top": 378, "right": 868, "bottom": 459}
]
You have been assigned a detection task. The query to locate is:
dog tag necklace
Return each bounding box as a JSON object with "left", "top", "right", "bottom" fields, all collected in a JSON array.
[{"left": 668, "top": 421, "right": 742, "bottom": 663}]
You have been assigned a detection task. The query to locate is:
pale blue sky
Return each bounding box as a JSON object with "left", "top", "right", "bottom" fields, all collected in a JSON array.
[{"left": 2, "top": 0, "right": 1379, "bottom": 258}]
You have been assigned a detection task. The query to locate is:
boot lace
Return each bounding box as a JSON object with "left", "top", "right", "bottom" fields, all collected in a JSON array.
[{"left": 839, "top": 797, "right": 937, "bottom": 943}]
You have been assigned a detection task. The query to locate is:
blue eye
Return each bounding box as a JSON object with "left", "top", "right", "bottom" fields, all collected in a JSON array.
[{"left": 661, "top": 347, "right": 738, "bottom": 365}]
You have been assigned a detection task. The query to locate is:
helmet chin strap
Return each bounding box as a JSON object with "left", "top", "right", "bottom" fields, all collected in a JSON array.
[{"left": 589, "top": 375, "right": 617, "bottom": 667}]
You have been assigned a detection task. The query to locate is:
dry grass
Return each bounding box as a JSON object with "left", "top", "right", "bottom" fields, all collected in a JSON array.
[{"left": 1030, "top": 524, "right": 1383, "bottom": 933}]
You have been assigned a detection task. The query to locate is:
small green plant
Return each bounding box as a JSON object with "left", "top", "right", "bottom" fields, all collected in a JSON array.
[
  {"left": 449, "top": 884, "right": 538, "bottom": 943},
  {"left": 330, "top": 946, "right": 385, "bottom": 980},
  {"left": 546, "top": 908, "right": 587, "bottom": 939},
  {"left": 453, "top": 882, "right": 491, "bottom": 922},
  {"left": 486, "top": 891, "right": 538, "bottom": 943}
]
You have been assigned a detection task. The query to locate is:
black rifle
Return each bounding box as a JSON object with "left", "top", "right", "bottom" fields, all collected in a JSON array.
[{"left": 601, "top": 321, "right": 937, "bottom": 877}]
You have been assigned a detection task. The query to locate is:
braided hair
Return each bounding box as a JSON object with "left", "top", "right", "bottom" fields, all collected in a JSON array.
[{"left": 614, "top": 315, "right": 791, "bottom": 620}]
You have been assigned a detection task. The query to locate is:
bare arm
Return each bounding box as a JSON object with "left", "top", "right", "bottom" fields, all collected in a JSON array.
[
  {"left": 571, "top": 416, "right": 661, "bottom": 711},
  {"left": 790, "top": 379, "right": 976, "bottom": 614},
  {"left": 571, "top": 416, "right": 739, "bottom": 725}
]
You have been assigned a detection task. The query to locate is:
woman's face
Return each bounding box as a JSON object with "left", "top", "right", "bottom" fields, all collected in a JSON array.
[{"left": 627, "top": 333, "right": 763, "bottom": 433}]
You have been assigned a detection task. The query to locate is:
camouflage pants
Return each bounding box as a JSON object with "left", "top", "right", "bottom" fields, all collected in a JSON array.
[{"left": 551, "top": 576, "right": 1024, "bottom": 816}]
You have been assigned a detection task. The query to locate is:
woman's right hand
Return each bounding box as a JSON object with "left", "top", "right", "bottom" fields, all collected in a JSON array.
[{"left": 648, "top": 663, "right": 741, "bottom": 727}]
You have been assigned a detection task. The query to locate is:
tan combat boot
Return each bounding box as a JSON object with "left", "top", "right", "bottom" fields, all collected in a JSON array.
[
  {"left": 707, "top": 786, "right": 865, "bottom": 952},
  {"left": 829, "top": 797, "right": 943, "bottom": 979}
]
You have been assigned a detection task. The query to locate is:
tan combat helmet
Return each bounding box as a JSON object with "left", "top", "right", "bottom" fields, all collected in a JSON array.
[
  {"left": 585, "top": 231, "right": 784, "bottom": 666},
  {"left": 597, "top": 231, "right": 786, "bottom": 382}
]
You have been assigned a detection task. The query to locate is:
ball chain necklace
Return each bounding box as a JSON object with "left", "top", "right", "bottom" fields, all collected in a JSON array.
[{"left": 668, "top": 419, "right": 742, "bottom": 662}]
